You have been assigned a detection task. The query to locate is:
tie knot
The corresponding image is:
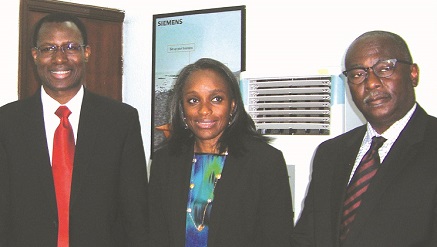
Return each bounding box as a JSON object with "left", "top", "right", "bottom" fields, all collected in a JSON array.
[
  {"left": 55, "top": 106, "right": 72, "bottom": 119},
  {"left": 370, "top": 136, "right": 386, "bottom": 150}
]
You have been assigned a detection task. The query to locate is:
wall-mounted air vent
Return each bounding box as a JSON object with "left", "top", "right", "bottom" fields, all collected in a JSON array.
[{"left": 241, "top": 75, "right": 334, "bottom": 135}]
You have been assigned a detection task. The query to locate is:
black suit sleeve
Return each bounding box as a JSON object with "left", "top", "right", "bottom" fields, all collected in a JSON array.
[
  {"left": 117, "top": 109, "right": 150, "bottom": 246},
  {"left": 291, "top": 145, "right": 321, "bottom": 247},
  {"left": 258, "top": 148, "right": 295, "bottom": 246},
  {"left": 0, "top": 143, "right": 10, "bottom": 246},
  {"left": 148, "top": 149, "right": 171, "bottom": 247}
]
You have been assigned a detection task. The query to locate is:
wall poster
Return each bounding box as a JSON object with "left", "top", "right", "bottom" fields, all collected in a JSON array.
[{"left": 151, "top": 5, "right": 246, "bottom": 156}]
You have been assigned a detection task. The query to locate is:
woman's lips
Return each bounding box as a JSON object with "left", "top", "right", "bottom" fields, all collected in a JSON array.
[{"left": 195, "top": 120, "right": 216, "bottom": 128}]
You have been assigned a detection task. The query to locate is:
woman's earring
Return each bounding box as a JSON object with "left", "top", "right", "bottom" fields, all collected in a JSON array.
[
  {"left": 228, "top": 113, "right": 233, "bottom": 126},
  {"left": 183, "top": 117, "right": 189, "bottom": 129}
]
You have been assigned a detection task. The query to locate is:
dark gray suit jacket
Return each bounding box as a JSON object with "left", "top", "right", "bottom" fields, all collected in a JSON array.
[
  {"left": 149, "top": 137, "right": 294, "bottom": 247},
  {"left": 292, "top": 105, "right": 437, "bottom": 247},
  {"left": 0, "top": 89, "right": 149, "bottom": 247}
]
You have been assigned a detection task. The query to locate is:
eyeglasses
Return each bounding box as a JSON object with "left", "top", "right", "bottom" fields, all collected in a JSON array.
[
  {"left": 35, "top": 43, "right": 86, "bottom": 57},
  {"left": 342, "top": 59, "right": 412, "bottom": 85}
]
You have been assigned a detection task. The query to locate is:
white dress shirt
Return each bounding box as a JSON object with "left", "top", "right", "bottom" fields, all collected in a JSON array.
[
  {"left": 348, "top": 103, "right": 417, "bottom": 183},
  {"left": 41, "top": 86, "right": 84, "bottom": 165}
]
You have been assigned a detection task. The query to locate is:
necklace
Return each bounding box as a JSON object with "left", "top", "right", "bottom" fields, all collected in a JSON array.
[{"left": 186, "top": 152, "right": 227, "bottom": 232}]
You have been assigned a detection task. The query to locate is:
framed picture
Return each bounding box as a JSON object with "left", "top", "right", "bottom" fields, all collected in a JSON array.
[{"left": 151, "top": 5, "right": 246, "bottom": 156}]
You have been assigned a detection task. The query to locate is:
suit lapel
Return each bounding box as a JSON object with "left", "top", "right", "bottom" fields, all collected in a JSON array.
[
  {"left": 207, "top": 149, "right": 245, "bottom": 246},
  {"left": 330, "top": 127, "right": 366, "bottom": 245},
  {"left": 24, "top": 91, "right": 58, "bottom": 217},
  {"left": 343, "top": 106, "right": 426, "bottom": 246},
  {"left": 69, "top": 90, "right": 98, "bottom": 206},
  {"left": 168, "top": 146, "right": 194, "bottom": 246}
]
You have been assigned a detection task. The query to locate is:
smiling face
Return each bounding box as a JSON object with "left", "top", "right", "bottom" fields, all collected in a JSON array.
[
  {"left": 345, "top": 35, "right": 419, "bottom": 133},
  {"left": 182, "top": 69, "right": 235, "bottom": 152},
  {"left": 32, "top": 21, "right": 91, "bottom": 104}
]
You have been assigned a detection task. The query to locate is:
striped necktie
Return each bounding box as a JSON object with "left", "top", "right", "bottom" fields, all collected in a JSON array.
[{"left": 339, "top": 136, "right": 386, "bottom": 242}]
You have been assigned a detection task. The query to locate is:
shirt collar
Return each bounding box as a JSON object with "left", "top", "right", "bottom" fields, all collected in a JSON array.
[
  {"left": 366, "top": 103, "right": 417, "bottom": 141},
  {"left": 41, "top": 85, "right": 84, "bottom": 113}
]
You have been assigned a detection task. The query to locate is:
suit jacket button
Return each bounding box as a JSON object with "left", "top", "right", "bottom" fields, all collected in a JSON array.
[{"left": 53, "top": 220, "right": 58, "bottom": 228}]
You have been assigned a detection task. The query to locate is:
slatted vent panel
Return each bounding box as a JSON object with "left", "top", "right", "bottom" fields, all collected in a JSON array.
[{"left": 245, "top": 76, "right": 332, "bottom": 135}]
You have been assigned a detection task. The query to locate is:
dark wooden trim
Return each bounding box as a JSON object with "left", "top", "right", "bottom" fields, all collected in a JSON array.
[
  {"left": 18, "top": 0, "right": 32, "bottom": 97},
  {"left": 26, "top": 0, "right": 125, "bottom": 22}
]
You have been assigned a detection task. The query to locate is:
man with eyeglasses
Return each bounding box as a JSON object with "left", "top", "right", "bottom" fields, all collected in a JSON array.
[
  {"left": 0, "top": 13, "right": 149, "bottom": 246},
  {"left": 292, "top": 30, "right": 437, "bottom": 247}
]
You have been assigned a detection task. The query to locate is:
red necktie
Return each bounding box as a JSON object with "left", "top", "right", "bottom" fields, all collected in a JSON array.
[
  {"left": 339, "top": 136, "right": 386, "bottom": 242},
  {"left": 52, "top": 106, "right": 75, "bottom": 247}
]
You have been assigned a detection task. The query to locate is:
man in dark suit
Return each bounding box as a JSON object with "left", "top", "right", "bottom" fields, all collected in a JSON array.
[
  {"left": 292, "top": 30, "right": 437, "bottom": 247},
  {"left": 0, "top": 13, "right": 149, "bottom": 246}
]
